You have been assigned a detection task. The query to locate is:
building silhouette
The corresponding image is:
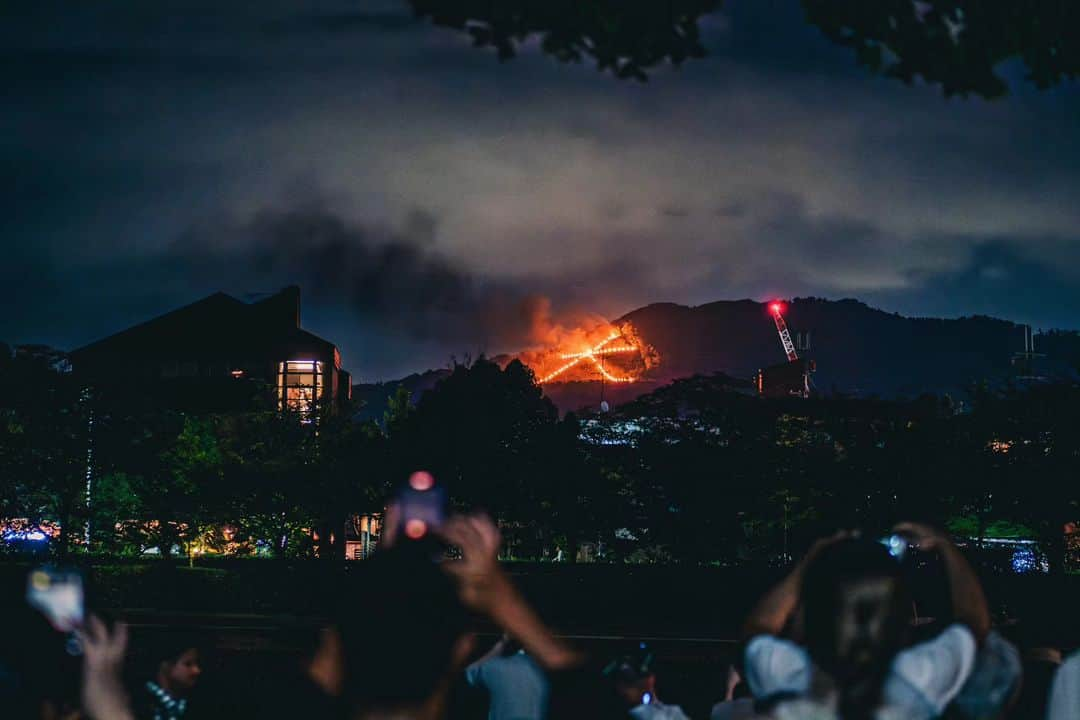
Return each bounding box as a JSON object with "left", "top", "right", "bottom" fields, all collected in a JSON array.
[{"left": 70, "top": 286, "right": 350, "bottom": 412}]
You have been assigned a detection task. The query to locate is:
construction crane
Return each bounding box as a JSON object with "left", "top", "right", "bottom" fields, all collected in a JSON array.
[
  {"left": 757, "top": 300, "right": 812, "bottom": 399},
  {"left": 768, "top": 302, "right": 799, "bottom": 362}
]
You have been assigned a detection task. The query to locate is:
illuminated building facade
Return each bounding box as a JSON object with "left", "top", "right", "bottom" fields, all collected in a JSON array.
[
  {"left": 70, "top": 286, "right": 351, "bottom": 412},
  {"left": 344, "top": 513, "right": 381, "bottom": 560}
]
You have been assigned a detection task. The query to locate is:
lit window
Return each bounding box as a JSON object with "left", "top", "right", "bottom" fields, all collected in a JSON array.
[{"left": 278, "top": 360, "right": 323, "bottom": 413}]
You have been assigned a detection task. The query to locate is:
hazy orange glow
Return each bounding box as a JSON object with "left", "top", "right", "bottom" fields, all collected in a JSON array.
[
  {"left": 409, "top": 470, "right": 435, "bottom": 491},
  {"left": 524, "top": 323, "right": 658, "bottom": 385},
  {"left": 503, "top": 297, "right": 659, "bottom": 386}
]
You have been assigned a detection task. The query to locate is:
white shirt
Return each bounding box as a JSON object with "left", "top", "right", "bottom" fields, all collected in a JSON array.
[
  {"left": 744, "top": 624, "right": 977, "bottom": 719},
  {"left": 1048, "top": 651, "right": 1080, "bottom": 720}
]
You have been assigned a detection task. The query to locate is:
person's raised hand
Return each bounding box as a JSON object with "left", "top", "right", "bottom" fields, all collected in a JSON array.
[
  {"left": 893, "top": 521, "right": 948, "bottom": 551},
  {"left": 76, "top": 615, "right": 134, "bottom": 720},
  {"left": 724, "top": 664, "right": 743, "bottom": 701},
  {"left": 804, "top": 529, "right": 853, "bottom": 562},
  {"left": 78, "top": 615, "right": 127, "bottom": 675},
  {"left": 438, "top": 513, "right": 505, "bottom": 612}
]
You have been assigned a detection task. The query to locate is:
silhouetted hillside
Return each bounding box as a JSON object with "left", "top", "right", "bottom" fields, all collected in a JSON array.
[
  {"left": 352, "top": 368, "right": 449, "bottom": 422},
  {"left": 357, "top": 299, "right": 1080, "bottom": 416},
  {"left": 617, "top": 298, "right": 1080, "bottom": 399}
]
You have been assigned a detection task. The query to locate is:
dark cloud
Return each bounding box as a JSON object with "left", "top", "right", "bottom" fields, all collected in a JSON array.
[
  {"left": 264, "top": 10, "right": 421, "bottom": 34},
  {"left": 868, "top": 240, "right": 1080, "bottom": 331},
  {"left": 149, "top": 205, "right": 653, "bottom": 372},
  {"left": 1, "top": 0, "right": 1078, "bottom": 380}
]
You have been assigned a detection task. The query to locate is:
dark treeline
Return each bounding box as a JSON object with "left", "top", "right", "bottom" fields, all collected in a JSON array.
[{"left": 1, "top": 343, "right": 1078, "bottom": 572}]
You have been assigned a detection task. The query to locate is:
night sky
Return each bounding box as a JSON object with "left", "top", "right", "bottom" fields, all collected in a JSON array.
[{"left": 4, "top": 1, "right": 1079, "bottom": 380}]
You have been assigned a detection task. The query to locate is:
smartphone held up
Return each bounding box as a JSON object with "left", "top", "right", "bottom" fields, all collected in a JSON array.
[
  {"left": 396, "top": 470, "right": 447, "bottom": 542},
  {"left": 26, "top": 567, "right": 84, "bottom": 633}
]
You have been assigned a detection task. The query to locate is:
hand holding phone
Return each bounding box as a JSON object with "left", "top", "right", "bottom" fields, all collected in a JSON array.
[
  {"left": 26, "top": 567, "right": 84, "bottom": 633},
  {"left": 879, "top": 534, "right": 909, "bottom": 560},
  {"left": 397, "top": 470, "right": 446, "bottom": 541}
]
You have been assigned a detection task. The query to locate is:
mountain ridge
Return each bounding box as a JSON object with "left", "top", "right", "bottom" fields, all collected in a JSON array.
[{"left": 353, "top": 298, "right": 1080, "bottom": 417}]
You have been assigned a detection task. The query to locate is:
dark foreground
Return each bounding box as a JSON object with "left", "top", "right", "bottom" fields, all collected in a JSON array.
[{"left": 3, "top": 560, "right": 1079, "bottom": 717}]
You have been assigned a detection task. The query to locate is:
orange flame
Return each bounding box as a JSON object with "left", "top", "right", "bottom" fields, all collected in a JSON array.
[
  {"left": 505, "top": 296, "right": 659, "bottom": 386},
  {"left": 519, "top": 323, "right": 658, "bottom": 385}
]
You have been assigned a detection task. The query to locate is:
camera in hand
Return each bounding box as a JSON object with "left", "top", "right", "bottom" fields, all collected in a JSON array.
[
  {"left": 26, "top": 567, "right": 84, "bottom": 633},
  {"left": 879, "top": 534, "right": 909, "bottom": 561},
  {"left": 396, "top": 470, "right": 447, "bottom": 542}
]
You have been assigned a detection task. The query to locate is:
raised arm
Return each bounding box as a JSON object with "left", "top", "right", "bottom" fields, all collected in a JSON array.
[
  {"left": 894, "top": 522, "right": 990, "bottom": 643},
  {"left": 440, "top": 514, "right": 581, "bottom": 671},
  {"left": 742, "top": 532, "right": 847, "bottom": 641},
  {"left": 77, "top": 616, "right": 135, "bottom": 720}
]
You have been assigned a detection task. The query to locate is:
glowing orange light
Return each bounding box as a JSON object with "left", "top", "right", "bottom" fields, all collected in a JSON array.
[
  {"left": 559, "top": 345, "right": 636, "bottom": 360},
  {"left": 409, "top": 471, "right": 435, "bottom": 491},
  {"left": 405, "top": 519, "right": 428, "bottom": 539},
  {"left": 539, "top": 332, "right": 641, "bottom": 384},
  {"left": 538, "top": 356, "right": 587, "bottom": 383}
]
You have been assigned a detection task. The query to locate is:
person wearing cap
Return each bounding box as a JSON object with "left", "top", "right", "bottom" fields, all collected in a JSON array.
[{"left": 605, "top": 643, "right": 690, "bottom": 720}]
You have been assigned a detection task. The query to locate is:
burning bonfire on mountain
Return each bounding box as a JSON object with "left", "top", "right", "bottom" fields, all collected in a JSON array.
[{"left": 514, "top": 320, "right": 659, "bottom": 385}]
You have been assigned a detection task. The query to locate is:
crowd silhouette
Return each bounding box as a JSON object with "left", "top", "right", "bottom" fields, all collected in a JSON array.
[{"left": 4, "top": 504, "right": 1078, "bottom": 720}]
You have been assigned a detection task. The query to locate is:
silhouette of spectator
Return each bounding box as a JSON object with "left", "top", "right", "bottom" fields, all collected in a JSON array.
[
  {"left": 948, "top": 629, "right": 1021, "bottom": 719},
  {"left": 284, "top": 511, "right": 589, "bottom": 719},
  {"left": 1047, "top": 650, "right": 1080, "bottom": 720},
  {"left": 999, "top": 609, "right": 1066, "bottom": 720},
  {"left": 741, "top": 524, "right": 990, "bottom": 719},
  {"left": 604, "top": 642, "right": 691, "bottom": 720},
  {"left": 134, "top": 638, "right": 202, "bottom": 720},
  {"left": 465, "top": 634, "right": 549, "bottom": 720},
  {"left": 0, "top": 600, "right": 81, "bottom": 718},
  {"left": 711, "top": 665, "right": 755, "bottom": 720}
]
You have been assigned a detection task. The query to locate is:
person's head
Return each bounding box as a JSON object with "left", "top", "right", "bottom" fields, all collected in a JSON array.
[
  {"left": 802, "top": 537, "right": 910, "bottom": 714},
  {"left": 0, "top": 601, "right": 80, "bottom": 718},
  {"left": 153, "top": 639, "right": 202, "bottom": 696},
  {"left": 336, "top": 547, "right": 473, "bottom": 718},
  {"left": 604, "top": 644, "right": 657, "bottom": 708}
]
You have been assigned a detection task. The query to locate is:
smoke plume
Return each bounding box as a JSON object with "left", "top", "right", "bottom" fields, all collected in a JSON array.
[{"left": 171, "top": 206, "right": 619, "bottom": 356}]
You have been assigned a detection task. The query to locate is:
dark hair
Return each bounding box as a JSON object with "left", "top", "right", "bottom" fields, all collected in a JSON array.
[
  {"left": 802, "top": 538, "right": 910, "bottom": 720},
  {"left": 149, "top": 634, "right": 200, "bottom": 666},
  {"left": 603, "top": 642, "right": 655, "bottom": 686},
  {"left": 336, "top": 547, "right": 471, "bottom": 713},
  {"left": 0, "top": 602, "right": 81, "bottom": 716},
  {"left": 1012, "top": 656, "right": 1059, "bottom": 720}
]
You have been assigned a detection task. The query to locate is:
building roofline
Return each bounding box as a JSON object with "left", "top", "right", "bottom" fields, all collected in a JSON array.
[{"left": 70, "top": 292, "right": 246, "bottom": 357}]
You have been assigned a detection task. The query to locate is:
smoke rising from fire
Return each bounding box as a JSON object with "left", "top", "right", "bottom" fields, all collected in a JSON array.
[{"left": 173, "top": 206, "right": 647, "bottom": 367}]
